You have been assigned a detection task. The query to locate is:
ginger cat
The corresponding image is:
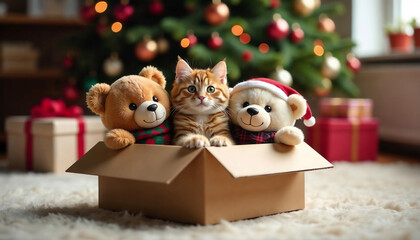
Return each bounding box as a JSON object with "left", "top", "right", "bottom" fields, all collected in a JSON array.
[{"left": 171, "top": 58, "right": 233, "bottom": 148}]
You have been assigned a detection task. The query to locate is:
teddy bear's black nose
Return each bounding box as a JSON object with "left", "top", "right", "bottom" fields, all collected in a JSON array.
[
  {"left": 147, "top": 104, "right": 158, "bottom": 112},
  {"left": 247, "top": 107, "right": 259, "bottom": 116}
]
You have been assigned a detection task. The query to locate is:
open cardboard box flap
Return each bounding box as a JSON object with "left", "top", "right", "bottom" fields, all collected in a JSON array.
[
  {"left": 67, "top": 142, "right": 332, "bottom": 183},
  {"left": 207, "top": 143, "right": 332, "bottom": 178}
]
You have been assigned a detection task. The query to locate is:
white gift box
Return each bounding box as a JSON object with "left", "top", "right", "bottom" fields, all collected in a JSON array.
[{"left": 6, "top": 116, "right": 106, "bottom": 173}]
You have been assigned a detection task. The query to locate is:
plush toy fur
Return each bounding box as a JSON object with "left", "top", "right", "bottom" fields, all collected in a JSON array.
[
  {"left": 86, "top": 66, "right": 171, "bottom": 150},
  {"left": 229, "top": 88, "right": 307, "bottom": 146}
]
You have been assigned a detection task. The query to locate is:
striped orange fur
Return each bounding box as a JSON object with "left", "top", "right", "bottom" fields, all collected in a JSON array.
[{"left": 171, "top": 58, "right": 233, "bottom": 148}]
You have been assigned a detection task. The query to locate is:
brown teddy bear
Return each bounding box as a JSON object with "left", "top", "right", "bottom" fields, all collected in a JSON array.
[
  {"left": 229, "top": 78, "right": 315, "bottom": 146},
  {"left": 86, "top": 66, "right": 171, "bottom": 150}
]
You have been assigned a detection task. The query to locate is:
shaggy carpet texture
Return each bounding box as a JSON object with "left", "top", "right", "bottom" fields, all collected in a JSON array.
[{"left": 1, "top": 161, "right": 420, "bottom": 240}]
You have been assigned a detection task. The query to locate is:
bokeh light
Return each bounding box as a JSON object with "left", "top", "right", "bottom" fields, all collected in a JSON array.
[
  {"left": 259, "top": 43, "right": 270, "bottom": 53},
  {"left": 231, "top": 25, "right": 244, "bottom": 36},
  {"left": 313, "top": 39, "right": 324, "bottom": 56},
  {"left": 95, "top": 1, "right": 108, "bottom": 13},
  {"left": 111, "top": 22, "right": 122, "bottom": 33},
  {"left": 239, "top": 33, "right": 251, "bottom": 44},
  {"left": 180, "top": 38, "right": 190, "bottom": 48}
]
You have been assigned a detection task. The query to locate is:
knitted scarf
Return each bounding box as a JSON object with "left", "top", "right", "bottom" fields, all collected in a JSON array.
[
  {"left": 232, "top": 125, "right": 276, "bottom": 145},
  {"left": 131, "top": 121, "right": 171, "bottom": 145}
]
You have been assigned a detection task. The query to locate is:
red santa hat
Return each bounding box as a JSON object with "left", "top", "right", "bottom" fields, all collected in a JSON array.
[{"left": 230, "top": 78, "right": 316, "bottom": 127}]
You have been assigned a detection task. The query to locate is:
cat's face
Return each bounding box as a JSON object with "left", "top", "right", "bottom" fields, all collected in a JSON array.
[{"left": 171, "top": 58, "right": 229, "bottom": 115}]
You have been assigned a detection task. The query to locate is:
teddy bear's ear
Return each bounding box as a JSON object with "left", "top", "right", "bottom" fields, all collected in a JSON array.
[
  {"left": 287, "top": 94, "right": 307, "bottom": 119},
  {"left": 139, "top": 66, "right": 166, "bottom": 88},
  {"left": 86, "top": 83, "right": 111, "bottom": 116}
]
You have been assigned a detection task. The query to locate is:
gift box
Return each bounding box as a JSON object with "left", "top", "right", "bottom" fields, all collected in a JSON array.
[
  {"left": 67, "top": 142, "right": 333, "bottom": 225},
  {"left": 306, "top": 118, "right": 379, "bottom": 162},
  {"left": 319, "top": 98, "right": 373, "bottom": 119},
  {"left": 6, "top": 116, "right": 106, "bottom": 173}
]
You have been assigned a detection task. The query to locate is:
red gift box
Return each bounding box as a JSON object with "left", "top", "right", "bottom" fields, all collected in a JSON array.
[
  {"left": 306, "top": 118, "right": 379, "bottom": 162},
  {"left": 319, "top": 98, "right": 373, "bottom": 120}
]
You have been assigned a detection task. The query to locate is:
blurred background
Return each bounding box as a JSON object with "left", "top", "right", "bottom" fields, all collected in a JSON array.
[{"left": 0, "top": 0, "right": 419, "bottom": 159}]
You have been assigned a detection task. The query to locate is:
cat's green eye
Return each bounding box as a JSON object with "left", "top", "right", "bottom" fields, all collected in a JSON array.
[
  {"left": 207, "top": 86, "right": 216, "bottom": 93},
  {"left": 187, "top": 85, "right": 196, "bottom": 93}
]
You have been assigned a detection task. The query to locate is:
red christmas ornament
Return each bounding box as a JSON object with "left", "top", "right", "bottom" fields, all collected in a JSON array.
[
  {"left": 242, "top": 51, "right": 253, "bottom": 62},
  {"left": 204, "top": 1, "right": 230, "bottom": 25},
  {"left": 113, "top": 3, "right": 134, "bottom": 22},
  {"left": 346, "top": 53, "right": 361, "bottom": 73},
  {"left": 290, "top": 23, "right": 304, "bottom": 43},
  {"left": 187, "top": 33, "right": 198, "bottom": 47},
  {"left": 135, "top": 38, "right": 158, "bottom": 62},
  {"left": 80, "top": 5, "right": 96, "bottom": 22},
  {"left": 63, "top": 85, "right": 80, "bottom": 101},
  {"left": 208, "top": 33, "right": 223, "bottom": 49},
  {"left": 149, "top": 1, "right": 164, "bottom": 15},
  {"left": 270, "top": 0, "right": 281, "bottom": 8},
  {"left": 266, "top": 14, "right": 289, "bottom": 40},
  {"left": 62, "top": 56, "right": 74, "bottom": 68}
]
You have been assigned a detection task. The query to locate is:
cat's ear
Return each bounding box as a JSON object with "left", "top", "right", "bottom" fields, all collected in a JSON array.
[
  {"left": 175, "top": 56, "right": 192, "bottom": 82},
  {"left": 211, "top": 59, "right": 227, "bottom": 85}
]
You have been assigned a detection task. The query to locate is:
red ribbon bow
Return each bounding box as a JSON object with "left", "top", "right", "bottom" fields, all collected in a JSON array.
[
  {"left": 30, "top": 98, "right": 83, "bottom": 118},
  {"left": 25, "top": 98, "right": 85, "bottom": 171}
]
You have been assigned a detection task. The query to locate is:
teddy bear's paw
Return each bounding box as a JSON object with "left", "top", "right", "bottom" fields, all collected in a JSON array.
[
  {"left": 210, "top": 135, "right": 232, "bottom": 147},
  {"left": 184, "top": 135, "right": 210, "bottom": 148},
  {"left": 274, "top": 126, "right": 304, "bottom": 146},
  {"left": 105, "top": 129, "right": 135, "bottom": 150}
]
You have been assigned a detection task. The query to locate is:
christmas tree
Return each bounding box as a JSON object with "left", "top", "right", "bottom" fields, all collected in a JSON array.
[{"left": 62, "top": 0, "right": 361, "bottom": 99}]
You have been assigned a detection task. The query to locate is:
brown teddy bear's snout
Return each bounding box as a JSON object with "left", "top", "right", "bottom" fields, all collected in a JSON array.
[
  {"left": 237, "top": 104, "right": 271, "bottom": 132},
  {"left": 134, "top": 101, "right": 167, "bottom": 128}
]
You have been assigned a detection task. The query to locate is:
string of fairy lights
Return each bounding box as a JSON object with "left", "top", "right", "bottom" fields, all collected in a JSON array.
[
  {"left": 91, "top": 0, "right": 327, "bottom": 55},
  {"left": 61, "top": 0, "right": 361, "bottom": 102}
]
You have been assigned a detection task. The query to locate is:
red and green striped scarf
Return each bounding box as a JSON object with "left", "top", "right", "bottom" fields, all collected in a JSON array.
[
  {"left": 232, "top": 125, "right": 276, "bottom": 145},
  {"left": 131, "top": 121, "right": 171, "bottom": 145}
]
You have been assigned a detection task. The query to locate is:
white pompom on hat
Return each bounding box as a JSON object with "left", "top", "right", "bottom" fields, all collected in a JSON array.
[{"left": 230, "top": 78, "right": 316, "bottom": 127}]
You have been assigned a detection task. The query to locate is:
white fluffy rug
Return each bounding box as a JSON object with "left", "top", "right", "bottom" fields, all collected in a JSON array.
[{"left": 1, "top": 161, "right": 420, "bottom": 240}]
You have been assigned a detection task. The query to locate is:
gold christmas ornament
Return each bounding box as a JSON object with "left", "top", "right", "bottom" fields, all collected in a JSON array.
[
  {"left": 157, "top": 37, "right": 170, "bottom": 54},
  {"left": 103, "top": 52, "right": 123, "bottom": 77},
  {"left": 321, "top": 53, "right": 341, "bottom": 79},
  {"left": 314, "top": 77, "right": 332, "bottom": 97},
  {"left": 318, "top": 14, "right": 335, "bottom": 33},
  {"left": 270, "top": 67, "right": 293, "bottom": 86},
  {"left": 314, "top": 0, "right": 321, "bottom": 9},
  {"left": 293, "top": 0, "right": 317, "bottom": 17},
  {"left": 135, "top": 37, "right": 158, "bottom": 62},
  {"left": 205, "top": 0, "right": 230, "bottom": 25}
]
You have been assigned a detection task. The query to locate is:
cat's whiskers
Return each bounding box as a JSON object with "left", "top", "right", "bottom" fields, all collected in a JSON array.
[
  {"left": 211, "top": 103, "right": 231, "bottom": 118},
  {"left": 170, "top": 103, "right": 187, "bottom": 116}
]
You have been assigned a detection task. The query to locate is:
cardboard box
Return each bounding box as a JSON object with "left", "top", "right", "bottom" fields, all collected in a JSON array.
[
  {"left": 6, "top": 116, "right": 106, "bottom": 173},
  {"left": 67, "top": 142, "right": 333, "bottom": 225},
  {"left": 319, "top": 98, "right": 373, "bottom": 119},
  {"left": 306, "top": 118, "right": 379, "bottom": 162}
]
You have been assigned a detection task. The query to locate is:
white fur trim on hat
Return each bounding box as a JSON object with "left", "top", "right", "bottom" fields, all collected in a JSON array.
[
  {"left": 231, "top": 80, "right": 289, "bottom": 101},
  {"left": 304, "top": 116, "right": 316, "bottom": 127}
]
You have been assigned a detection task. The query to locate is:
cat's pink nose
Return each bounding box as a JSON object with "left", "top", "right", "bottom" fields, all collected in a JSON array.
[{"left": 198, "top": 96, "right": 205, "bottom": 101}]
